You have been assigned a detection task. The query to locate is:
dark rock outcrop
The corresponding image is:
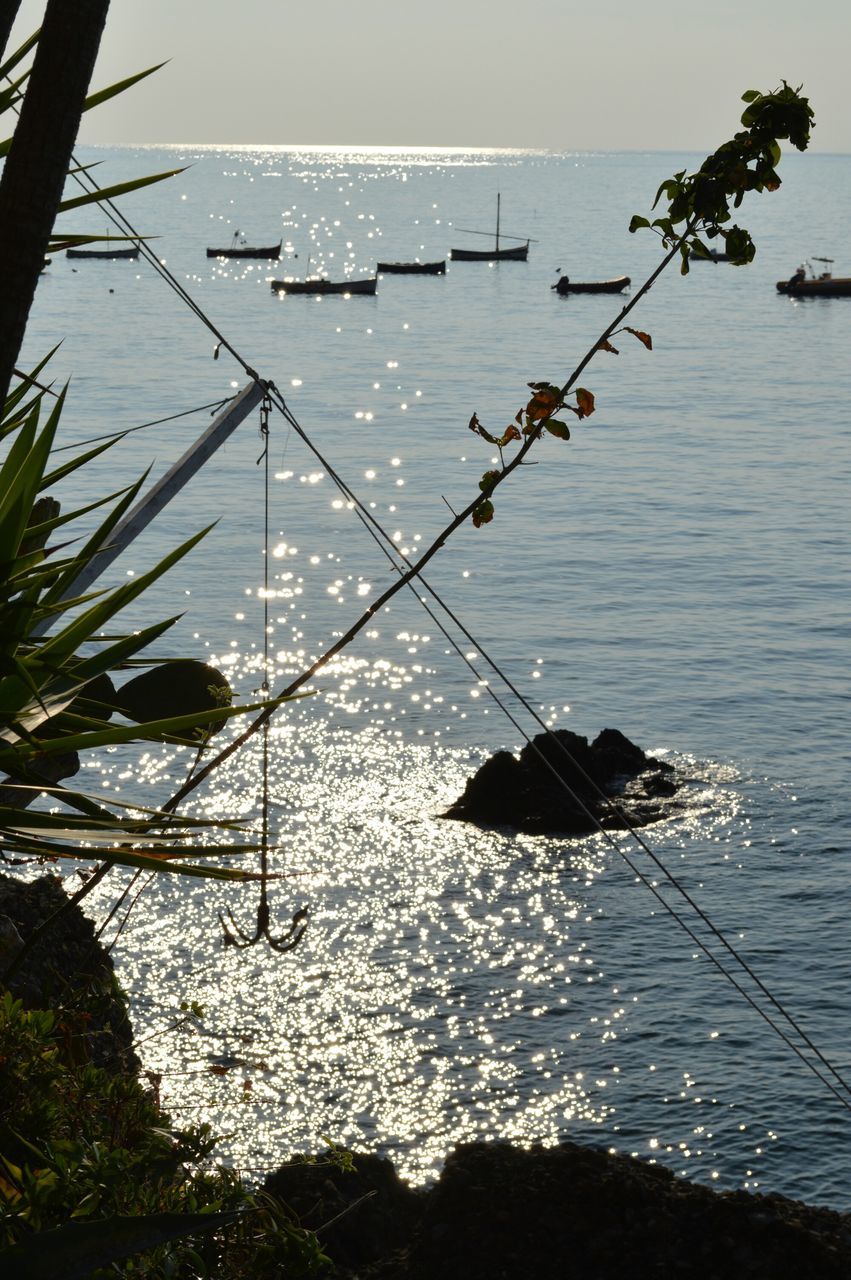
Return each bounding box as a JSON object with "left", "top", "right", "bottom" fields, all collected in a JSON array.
[
  {"left": 443, "top": 728, "right": 680, "bottom": 836},
  {"left": 0, "top": 874, "right": 138, "bottom": 1074},
  {"left": 265, "top": 1141, "right": 851, "bottom": 1280},
  {"left": 264, "top": 1151, "right": 421, "bottom": 1272}
]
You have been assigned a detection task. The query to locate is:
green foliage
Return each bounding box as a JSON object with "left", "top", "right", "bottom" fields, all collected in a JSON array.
[
  {"left": 0, "top": 992, "right": 329, "bottom": 1277},
  {"left": 630, "top": 82, "right": 815, "bottom": 272},
  {"left": 465, "top": 83, "right": 813, "bottom": 530},
  {"left": 0, "top": 372, "right": 292, "bottom": 879},
  {"left": 0, "top": 33, "right": 176, "bottom": 253}
]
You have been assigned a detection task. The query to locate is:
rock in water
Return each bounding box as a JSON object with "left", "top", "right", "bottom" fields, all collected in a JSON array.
[{"left": 442, "top": 728, "right": 679, "bottom": 836}]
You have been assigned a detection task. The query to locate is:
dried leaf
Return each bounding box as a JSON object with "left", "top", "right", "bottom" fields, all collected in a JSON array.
[
  {"left": 624, "top": 327, "right": 653, "bottom": 351},
  {"left": 597, "top": 339, "right": 619, "bottom": 355},
  {"left": 495, "top": 424, "right": 521, "bottom": 448},
  {"left": 575, "top": 387, "right": 596, "bottom": 418},
  {"left": 525, "top": 388, "right": 561, "bottom": 421},
  {"left": 468, "top": 412, "right": 497, "bottom": 444}
]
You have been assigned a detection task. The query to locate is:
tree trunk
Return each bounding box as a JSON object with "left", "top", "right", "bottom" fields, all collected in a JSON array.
[
  {"left": 0, "top": 0, "right": 111, "bottom": 408},
  {"left": 0, "top": 2, "right": 25, "bottom": 64}
]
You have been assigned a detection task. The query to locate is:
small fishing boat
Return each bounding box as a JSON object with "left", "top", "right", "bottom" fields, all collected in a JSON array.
[
  {"left": 66, "top": 243, "right": 140, "bottom": 260},
  {"left": 376, "top": 260, "right": 446, "bottom": 274},
  {"left": 450, "top": 194, "right": 532, "bottom": 262},
  {"left": 271, "top": 276, "right": 377, "bottom": 296},
  {"left": 207, "top": 236, "right": 282, "bottom": 260},
  {"left": 776, "top": 259, "right": 851, "bottom": 297},
  {"left": 552, "top": 275, "right": 630, "bottom": 295}
]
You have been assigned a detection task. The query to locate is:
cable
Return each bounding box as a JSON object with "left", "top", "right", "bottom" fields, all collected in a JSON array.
[
  {"left": 31, "top": 136, "right": 851, "bottom": 1111},
  {"left": 51, "top": 396, "right": 233, "bottom": 452}
]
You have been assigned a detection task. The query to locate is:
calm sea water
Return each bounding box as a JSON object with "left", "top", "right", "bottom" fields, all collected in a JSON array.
[{"left": 19, "top": 145, "right": 851, "bottom": 1205}]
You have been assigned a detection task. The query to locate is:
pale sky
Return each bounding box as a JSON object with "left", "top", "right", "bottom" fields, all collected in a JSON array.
[{"left": 9, "top": 0, "right": 850, "bottom": 152}]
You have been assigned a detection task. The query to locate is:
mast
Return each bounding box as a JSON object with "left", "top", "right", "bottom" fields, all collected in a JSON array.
[{"left": 496, "top": 192, "right": 501, "bottom": 253}]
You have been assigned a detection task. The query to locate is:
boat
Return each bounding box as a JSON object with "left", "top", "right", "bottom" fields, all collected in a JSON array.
[
  {"left": 66, "top": 243, "right": 140, "bottom": 260},
  {"left": 552, "top": 275, "right": 630, "bottom": 295},
  {"left": 206, "top": 237, "right": 282, "bottom": 260},
  {"left": 776, "top": 259, "right": 851, "bottom": 297},
  {"left": 270, "top": 276, "right": 377, "bottom": 296},
  {"left": 376, "top": 260, "right": 446, "bottom": 274},
  {"left": 451, "top": 243, "right": 528, "bottom": 262},
  {"left": 689, "top": 247, "right": 731, "bottom": 262},
  {"left": 450, "top": 194, "right": 531, "bottom": 262}
]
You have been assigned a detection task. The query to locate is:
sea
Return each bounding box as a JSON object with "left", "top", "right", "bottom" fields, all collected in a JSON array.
[{"left": 17, "top": 143, "right": 851, "bottom": 1206}]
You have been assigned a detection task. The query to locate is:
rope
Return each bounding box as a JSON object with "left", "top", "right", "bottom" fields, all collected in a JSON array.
[
  {"left": 22, "top": 134, "right": 850, "bottom": 1111},
  {"left": 52, "top": 396, "right": 234, "bottom": 452}
]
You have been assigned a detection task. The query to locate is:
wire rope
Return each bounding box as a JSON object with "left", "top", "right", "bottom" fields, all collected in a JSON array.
[{"left": 24, "top": 137, "right": 850, "bottom": 1111}]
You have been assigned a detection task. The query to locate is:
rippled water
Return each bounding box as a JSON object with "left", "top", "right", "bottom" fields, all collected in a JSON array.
[{"left": 18, "top": 145, "right": 851, "bottom": 1205}]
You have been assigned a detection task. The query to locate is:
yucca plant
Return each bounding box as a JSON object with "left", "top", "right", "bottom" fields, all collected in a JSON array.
[{"left": 0, "top": 364, "right": 291, "bottom": 881}]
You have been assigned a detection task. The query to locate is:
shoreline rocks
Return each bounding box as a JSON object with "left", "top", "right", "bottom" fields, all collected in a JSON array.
[
  {"left": 265, "top": 1140, "right": 851, "bottom": 1279},
  {"left": 442, "top": 728, "right": 681, "bottom": 836}
]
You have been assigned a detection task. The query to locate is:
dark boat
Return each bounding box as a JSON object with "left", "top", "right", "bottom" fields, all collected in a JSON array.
[
  {"left": 450, "top": 194, "right": 531, "bottom": 262},
  {"left": 689, "top": 247, "right": 731, "bottom": 261},
  {"left": 777, "top": 259, "right": 851, "bottom": 297},
  {"left": 271, "top": 276, "right": 377, "bottom": 296},
  {"left": 66, "top": 243, "right": 140, "bottom": 260},
  {"left": 451, "top": 243, "right": 529, "bottom": 262},
  {"left": 553, "top": 275, "right": 630, "bottom": 295},
  {"left": 376, "top": 260, "right": 446, "bottom": 274},
  {"left": 207, "top": 238, "right": 282, "bottom": 260}
]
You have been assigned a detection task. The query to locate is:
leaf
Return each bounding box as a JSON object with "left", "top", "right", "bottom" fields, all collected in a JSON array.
[
  {"left": 467, "top": 412, "right": 497, "bottom": 444},
  {"left": 628, "top": 215, "right": 651, "bottom": 233},
  {"left": 624, "top": 327, "right": 653, "bottom": 351},
  {"left": 0, "top": 1210, "right": 243, "bottom": 1280},
  {"left": 495, "top": 424, "right": 521, "bottom": 448},
  {"left": 741, "top": 89, "right": 761, "bottom": 103},
  {"left": 58, "top": 169, "right": 183, "bottom": 215},
  {"left": 471, "top": 500, "right": 494, "bottom": 528},
  {"left": 575, "top": 388, "right": 595, "bottom": 419},
  {"left": 478, "top": 470, "right": 500, "bottom": 492},
  {"left": 0, "top": 29, "right": 40, "bottom": 85},
  {"left": 596, "top": 339, "right": 619, "bottom": 355},
  {"left": 82, "top": 62, "right": 168, "bottom": 113},
  {"left": 525, "top": 387, "right": 561, "bottom": 422},
  {"left": 545, "top": 421, "right": 571, "bottom": 441}
]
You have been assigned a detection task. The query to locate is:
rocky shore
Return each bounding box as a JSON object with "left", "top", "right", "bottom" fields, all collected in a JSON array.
[
  {"left": 5, "top": 877, "right": 851, "bottom": 1279},
  {"left": 265, "top": 1141, "right": 851, "bottom": 1279}
]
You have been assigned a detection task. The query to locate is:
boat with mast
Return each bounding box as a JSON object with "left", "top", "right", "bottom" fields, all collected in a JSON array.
[
  {"left": 207, "top": 232, "right": 282, "bottom": 260},
  {"left": 450, "top": 194, "right": 531, "bottom": 262}
]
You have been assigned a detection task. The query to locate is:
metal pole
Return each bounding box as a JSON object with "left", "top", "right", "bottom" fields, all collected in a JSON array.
[{"left": 37, "top": 379, "right": 265, "bottom": 622}]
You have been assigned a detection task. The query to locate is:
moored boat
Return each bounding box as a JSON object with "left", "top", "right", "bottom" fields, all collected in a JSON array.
[
  {"left": 376, "top": 260, "right": 446, "bottom": 274},
  {"left": 450, "top": 194, "right": 532, "bottom": 262},
  {"left": 552, "top": 275, "right": 630, "bottom": 295},
  {"left": 271, "top": 276, "right": 377, "bottom": 296},
  {"left": 66, "top": 244, "right": 140, "bottom": 260},
  {"left": 451, "top": 243, "right": 529, "bottom": 262},
  {"left": 207, "top": 239, "right": 282, "bottom": 259}
]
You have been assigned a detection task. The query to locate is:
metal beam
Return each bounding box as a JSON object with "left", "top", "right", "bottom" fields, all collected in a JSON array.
[{"left": 41, "top": 379, "right": 265, "bottom": 616}]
